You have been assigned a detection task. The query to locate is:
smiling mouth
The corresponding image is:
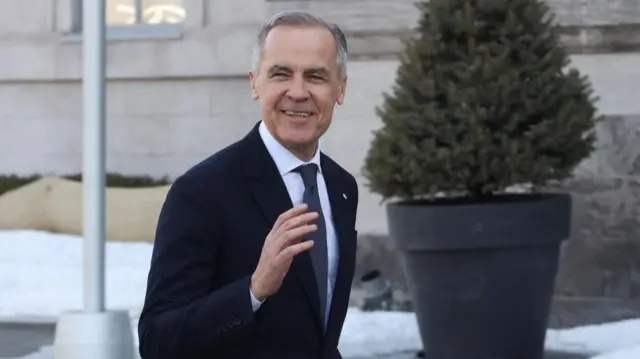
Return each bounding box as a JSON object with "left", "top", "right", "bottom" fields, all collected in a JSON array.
[{"left": 281, "top": 110, "right": 313, "bottom": 118}]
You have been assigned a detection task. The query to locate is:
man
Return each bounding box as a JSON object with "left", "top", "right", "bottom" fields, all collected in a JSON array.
[{"left": 137, "top": 11, "right": 359, "bottom": 359}]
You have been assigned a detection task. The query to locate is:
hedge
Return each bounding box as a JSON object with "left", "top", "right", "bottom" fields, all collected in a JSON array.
[{"left": 0, "top": 173, "right": 171, "bottom": 197}]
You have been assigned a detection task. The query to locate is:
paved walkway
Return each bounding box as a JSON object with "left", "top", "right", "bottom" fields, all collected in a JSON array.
[
  {"left": 0, "top": 322, "right": 589, "bottom": 359},
  {"left": 0, "top": 323, "right": 55, "bottom": 358},
  {"left": 349, "top": 352, "right": 588, "bottom": 359}
]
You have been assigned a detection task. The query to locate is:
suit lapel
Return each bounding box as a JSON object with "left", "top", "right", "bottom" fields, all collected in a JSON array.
[
  {"left": 243, "top": 123, "right": 324, "bottom": 330},
  {"left": 321, "top": 154, "right": 357, "bottom": 337}
]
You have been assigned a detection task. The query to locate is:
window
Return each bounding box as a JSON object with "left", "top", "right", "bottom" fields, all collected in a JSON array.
[
  {"left": 107, "top": 0, "right": 186, "bottom": 26},
  {"left": 70, "top": 0, "right": 186, "bottom": 32}
]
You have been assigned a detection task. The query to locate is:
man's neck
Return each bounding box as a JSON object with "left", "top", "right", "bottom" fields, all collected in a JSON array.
[
  {"left": 287, "top": 143, "right": 318, "bottom": 162},
  {"left": 262, "top": 121, "right": 319, "bottom": 162}
]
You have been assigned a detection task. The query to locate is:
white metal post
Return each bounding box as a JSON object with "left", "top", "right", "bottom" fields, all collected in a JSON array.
[
  {"left": 82, "top": 0, "right": 107, "bottom": 313},
  {"left": 135, "top": 0, "right": 143, "bottom": 24},
  {"left": 55, "top": 1, "right": 134, "bottom": 358}
]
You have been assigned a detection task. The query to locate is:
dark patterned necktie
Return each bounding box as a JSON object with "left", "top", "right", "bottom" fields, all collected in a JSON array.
[{"left": 295, "top": 163, "right": 328, "bottom": 326}]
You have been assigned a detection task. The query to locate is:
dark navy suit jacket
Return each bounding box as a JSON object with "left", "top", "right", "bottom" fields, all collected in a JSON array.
[{"left": 138, "top": 122, "right": 359, "bottom": 359}]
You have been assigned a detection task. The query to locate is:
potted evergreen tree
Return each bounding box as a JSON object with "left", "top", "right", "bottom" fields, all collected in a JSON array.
[{"left": 362, "top": 0, "right": 600, "bottom": 358}]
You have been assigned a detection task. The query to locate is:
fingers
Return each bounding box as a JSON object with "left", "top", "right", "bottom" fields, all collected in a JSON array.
[
  {"left": 269, "top": 204, "right": 319, "bottom": 254},
  {"left": 282, "top": 223, "right": 317, "bottom": 245},
  {"left": 279, "top": 240, "right": 314, "bottom": 259},
  {"left": 281, "top": 211, "right": 318, "bottom": 232},
  {"left": 273, "top": 204, "right": 309, "bottom": 229}
]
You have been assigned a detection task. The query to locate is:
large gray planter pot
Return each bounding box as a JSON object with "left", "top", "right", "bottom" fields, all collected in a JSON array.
[{"left": 387, "top": 193, "right": 571, "bottom": 359}]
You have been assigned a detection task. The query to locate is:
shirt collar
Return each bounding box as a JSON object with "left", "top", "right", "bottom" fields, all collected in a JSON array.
[{"left": 258, "top": 121, "right": 322, "bottom": 176}]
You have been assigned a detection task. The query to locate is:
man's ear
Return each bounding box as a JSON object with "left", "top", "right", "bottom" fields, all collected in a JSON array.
[
  {"left": 249, "top": 70, "right": 259, "bottom": 100},
  {"left": 336, "top": 74, "right": 348, "bottom": 105}
]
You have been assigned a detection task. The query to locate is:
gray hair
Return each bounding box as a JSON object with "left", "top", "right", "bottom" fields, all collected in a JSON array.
[{"left": 251, "top": 11, "right": 348, "bottom": 76}]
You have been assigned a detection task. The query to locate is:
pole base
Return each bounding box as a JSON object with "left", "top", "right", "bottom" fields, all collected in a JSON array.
[{"left": 54, "top": 310, "right": 135, "bottom": 359}]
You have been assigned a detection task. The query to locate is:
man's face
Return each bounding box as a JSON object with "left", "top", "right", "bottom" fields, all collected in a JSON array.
[{"left": 249, "top": 25, "right": 347, "bottom": 159}]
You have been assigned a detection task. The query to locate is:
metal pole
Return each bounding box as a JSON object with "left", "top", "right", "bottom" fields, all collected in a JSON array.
[
  {"left": 54, "top": 2, "right": 134, "bottom": 357},
  {"left": 83, "top": 0, "right": 106, "bottom": 313},
  {"left": 135, "top": 0, "right": 143, "bottom": 24}
]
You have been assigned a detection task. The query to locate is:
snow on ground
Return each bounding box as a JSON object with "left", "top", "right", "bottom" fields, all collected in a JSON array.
[
  {"left": 1, "top": 230, "right": 639, "bottom": 358},
  {"left": 546, "top": 318, "right": 640, "bottom": 356},
  {"left": 339, "top": 308, "right": 421, "bottom": 357},
  {"left": 590, "top": 346, "right": 640, "bottom": 359},
  {"left": 0, "top": 231, "right": 150, "bottom": 319}
]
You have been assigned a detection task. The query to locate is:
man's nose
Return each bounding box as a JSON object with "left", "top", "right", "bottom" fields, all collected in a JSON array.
[{"left": 286, "top": 76, "right": 309, "bottom": 101}]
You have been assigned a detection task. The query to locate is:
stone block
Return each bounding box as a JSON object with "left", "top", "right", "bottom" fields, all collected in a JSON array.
[
  {"left": 0, "top": 0, "right": 54, "bottom": 34},
  {"left": 547, "top": 296, "right": 640, "bottom": 328},
  {"left": 550, "top": 0, "right": 640, "bottom": 26},
  {"left": 355, "top": 233, "right": 408, "bottom": 292},
  {"left": 576, "top": 115, "right": 640, "bottom": 177},
  {"left": 554, "top": 176, "right": 640, "bottom": 298}
]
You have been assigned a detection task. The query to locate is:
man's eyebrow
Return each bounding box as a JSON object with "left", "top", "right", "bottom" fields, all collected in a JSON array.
[
  {"left": 304, "top": 67, "right": 330, "bottom": 77},
  {"left": 266, "top": 65, "right": 330, "bottom": 78},
  {"left": 267, "top": 65, "right": 291, "bottom": 74}
]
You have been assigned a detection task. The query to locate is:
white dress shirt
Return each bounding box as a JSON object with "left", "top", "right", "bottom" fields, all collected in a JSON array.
[{"left": 250, "top": 121, "right": 339, "bottom": 325}]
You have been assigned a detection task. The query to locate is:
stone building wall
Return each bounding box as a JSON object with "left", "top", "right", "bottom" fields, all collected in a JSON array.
[
  {"left": 267, "top": 0, "right": 640, "bottom": 56},
  {"left": 0, "top": 0, "right": 639, "bottom": 305}
]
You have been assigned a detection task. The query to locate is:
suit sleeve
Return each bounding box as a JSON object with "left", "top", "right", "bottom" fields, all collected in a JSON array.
[{"left": 137, "top": 173, "right": 255, "bottom": 359}]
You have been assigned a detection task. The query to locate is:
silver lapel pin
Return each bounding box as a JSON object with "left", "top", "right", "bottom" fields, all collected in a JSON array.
[{"left": 342, "top": 193, "right": 347, "bottom": 200}]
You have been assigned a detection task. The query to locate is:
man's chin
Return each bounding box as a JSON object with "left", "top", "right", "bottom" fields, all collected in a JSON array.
[
  {"left": 280, "top": 134, "right": 318, "bottom": 157},
  {"left": 278, "top": 125, "right": 316, "bottom": 141},
  {"left": 284, "top": 135, "right": 316, "bottom": 148}
]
